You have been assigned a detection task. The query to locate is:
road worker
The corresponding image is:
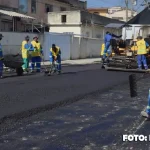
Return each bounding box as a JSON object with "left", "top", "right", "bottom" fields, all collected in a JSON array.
[
  {"left": 103, "top": 31, "right": 122, "bottom": 61},
  {"left": 49, "top": 44, "right": 61, "bottom": 74},
  {"left": 31, "top": 36, "right": 41, "bottom": 73},
  {"left": 21, "top": 36, "right": 34, "bottom": 73},
  {"left": 136, "top": 36, "right": 149, "bottom": 70},
  {"left": 141, "top": 88, "right": 150, "bottom": 119},
  {"left": 0, "top": 34, "right": 4, "bottom": 78}
]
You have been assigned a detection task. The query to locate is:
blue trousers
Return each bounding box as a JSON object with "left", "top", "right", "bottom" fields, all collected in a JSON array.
[
  {"left": 0, "top": 60, "right": 3, "bottom": 76},
  {"left": 103, "top": 42, "right": 111, "bottom": 59},
  {"left": 137, "top": 55, "right": 148, "bottom": 69},
  {"left": 31, "top": 56, "right": 41, "bottom": 72},
  {"left": 50, "top": 56, "right": 61, "bottom": 71},
  {"left": 146, "top": 89, "right": 150, "bottom": 115}
]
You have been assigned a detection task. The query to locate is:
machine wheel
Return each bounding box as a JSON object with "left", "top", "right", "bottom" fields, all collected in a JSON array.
[
  {"left": 101, "top": 64, "right": 105, "bottom": 69},
  {"left": 16, "top": 67, "right": 23, "bottom": 76}
]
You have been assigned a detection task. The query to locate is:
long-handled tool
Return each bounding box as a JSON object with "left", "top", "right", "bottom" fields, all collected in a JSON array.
[
  {"left": 47, "top": 61, "right": 59, "bottom": 76},
  {"left": 40, "top": 54, "right": 49, "bottom": 74}
]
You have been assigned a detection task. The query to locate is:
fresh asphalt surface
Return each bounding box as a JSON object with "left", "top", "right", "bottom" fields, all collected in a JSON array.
[{"left": 0, "top": 64, "right": 149, "bottom": 150}]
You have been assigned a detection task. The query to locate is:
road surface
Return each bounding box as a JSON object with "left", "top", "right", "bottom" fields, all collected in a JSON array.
[{"left": 0, "top": 64, "right": 149, "bottom": 150}]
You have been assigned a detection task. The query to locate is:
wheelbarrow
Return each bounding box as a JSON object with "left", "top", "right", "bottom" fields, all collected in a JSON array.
[{"left": 3, "top": 54, "right": 24, "bottom": 76}]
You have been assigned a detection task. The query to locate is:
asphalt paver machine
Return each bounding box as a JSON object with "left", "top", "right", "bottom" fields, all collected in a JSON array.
[{"left": 101, "top": 23, "right": 150, "bottom": 73}]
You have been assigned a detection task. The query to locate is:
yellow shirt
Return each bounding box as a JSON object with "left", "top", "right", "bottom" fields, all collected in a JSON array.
[
  {"left": 50, "top": 46, "right": 60, "bottom": 57},
  {"left": 136, "top": 39, "right": 147, "bottom": 55}
]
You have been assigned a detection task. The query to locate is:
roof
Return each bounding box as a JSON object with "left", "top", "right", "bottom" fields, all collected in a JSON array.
[
  {"left": 128, "top": 7, "right": 150, "bottom": 24},
  {"left": 0, "top": 9, "right": 35, "bottom": 19},
  {"left": 88, "top": 8, "right": 108, "bottom": 11},
  {"left": 81, "top": 11, "right": 124, "bottom": 26},
  {"left": 105, "top": 23, "right": 132, "bottom": 29}
]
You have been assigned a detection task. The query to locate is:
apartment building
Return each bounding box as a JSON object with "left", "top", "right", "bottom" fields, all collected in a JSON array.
[{"left": 0, "top": 0, "right": 87, "bottom": 32}]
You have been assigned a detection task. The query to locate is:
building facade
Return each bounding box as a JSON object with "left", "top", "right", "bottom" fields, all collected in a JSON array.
[
  {"left": 87, "top": 8, "right": 108, "bottom": 17},
  {"left": 48, "top": 10, "right": 123, "bottom": 39},
  {"left": 0, "top": 0, "right": 87, "bottom": 32},
  {"left": 88, "top": 7, "right": 137, "bottom": 22}
]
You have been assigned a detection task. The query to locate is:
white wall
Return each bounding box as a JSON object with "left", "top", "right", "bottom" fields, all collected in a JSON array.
[
  {"left": 48, "top": 11, "right": 81, "bottom": 25},
  {"left": 70, "top": 36, "right": 103, "bottom": 59},
  {"left": 43, "top": 32, "right": 71, "bottom": 61},
  {"left": 50, "top": 26, "right": 81, "bottom": 35},
  {"left": 122, "top": 25, "right": 143, "bottom": 40},
  {"left": 1, "top": 32, "right": 38, "bottom": 55}
]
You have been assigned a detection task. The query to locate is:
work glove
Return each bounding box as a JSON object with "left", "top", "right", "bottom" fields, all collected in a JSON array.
[{"left": 0, "top": 57, "right": 4, "bottom": 61}]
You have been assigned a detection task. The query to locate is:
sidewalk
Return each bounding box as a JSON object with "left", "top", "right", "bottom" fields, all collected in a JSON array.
[{"left": 41, "top": 58, "right": 102, "bottom": 66}]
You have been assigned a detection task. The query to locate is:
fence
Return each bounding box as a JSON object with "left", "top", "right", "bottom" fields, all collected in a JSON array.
[{"left": 0, "top": 32, "right": 103, "bottom": 60}]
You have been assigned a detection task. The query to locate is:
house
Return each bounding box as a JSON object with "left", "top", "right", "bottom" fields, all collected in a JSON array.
[
  {"left": 48, "top": 10, "right": 124, "bottom": 39},
  {"left": 88, "top": 7, "right": 137, "bottom": 22},
  {"left": 127, "top": 6, "right": 150, "bottom": 39},
  {"left": 87, "top": 8, "right": 108, "bottom": 17},
  {"left": 0, "top": 0, "right": 87, "bottom": 32}
]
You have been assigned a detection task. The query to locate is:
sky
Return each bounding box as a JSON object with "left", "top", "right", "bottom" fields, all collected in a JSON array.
[{"left": 86, "top": 0, "right": 148, "bottom": 12}]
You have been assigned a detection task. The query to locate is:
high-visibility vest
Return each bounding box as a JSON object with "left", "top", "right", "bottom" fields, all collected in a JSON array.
[
  {"left": 21, "top": 41, "right": 29, "bottom": 59},
  {"left": 31, "top": 40, "right": 38, "bottom": 57},
  {"left": 36, "top": 42, "right": 42, "bottom": 56},
  {"left": 50, "top": 46, "right": 61, "bottom": 57},
  {"left": 136, "top": 39, "right": 147, "bottom": 55}
]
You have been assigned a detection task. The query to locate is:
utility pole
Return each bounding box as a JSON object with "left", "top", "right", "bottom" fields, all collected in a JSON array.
[
  {"left": 125, "top": 0, "right": 128, "bottom": 22},
  {"left": 131, "top": 0, "right": 134, "bottom": 18}
]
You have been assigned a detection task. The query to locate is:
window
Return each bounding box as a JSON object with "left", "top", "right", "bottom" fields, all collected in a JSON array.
[
  {"left": 31, "top": 0, "right": 36, "bottom": 13},
  {"left": 61, "top": 15, "right": 67, "bottom": 23},
  {"left": 60, "top": 7, "right": 66, "bottom": 11},
  {"left": 45, "top": 4, "right": 53, "bottom": 13},
  {"left": 19, "top": 0, "right": 28, "bottom": 13}
]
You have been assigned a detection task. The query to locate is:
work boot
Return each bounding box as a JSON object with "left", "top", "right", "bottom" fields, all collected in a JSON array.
[
  {"left": 141, "top": 111, "right": 150, "bottom": 119},
  {"left": 57, "top": 71, "right": 61, "bottom": 75}
]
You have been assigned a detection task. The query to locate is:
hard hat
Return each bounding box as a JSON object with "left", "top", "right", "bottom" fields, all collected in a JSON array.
[
  {"left": 33, "top": 36, "right": 38, "bottom": 39},
  {"left": 25, "top": 35, "right": 29, "bottom": 40}
]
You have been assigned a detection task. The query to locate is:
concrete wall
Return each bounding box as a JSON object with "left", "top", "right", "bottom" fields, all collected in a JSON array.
[
  {"left": 70, "top": 36, "right": 103, "bottom": 59},
  {"left": 81, "top": 25, "right": 104, "bottom": 38},
  {"left": 49, "top": 26, "right": 81, "bottom": 35},
  {"left": 0, "top": 32, "right": 39, "bottom": 55},
  {"left": 43, "top": 32, "right": 71, "bottom": 61},
  {"left": 0, "top": 0, "right": 19, "bottom": 9},
  {"left": 1, "top": 32, "right": 102, "bottom": 61},
  {"left": 48, "top": 10, "right": 81, "bottom": 25}
]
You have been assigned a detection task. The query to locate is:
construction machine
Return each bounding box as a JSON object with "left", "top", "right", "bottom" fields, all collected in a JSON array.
[{"left": 101, "top": 23, "right": 150, "bottom": 73}]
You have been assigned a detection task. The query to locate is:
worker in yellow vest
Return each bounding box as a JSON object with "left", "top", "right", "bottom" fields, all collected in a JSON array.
[
  {"left": 50, "top": 44, "right": 61, "bottom": 74},
  {"left": 31, "top": 36, "right": 42, "bottom": 72},
  {"left": 136, "top": 36, "right": 149, "bottom": 70},
  {"left": 21, "top": 36, "right": 34, "bottom": 73},
  {"left": 35, "top": 38, "right": 43, "bottom": 72}
]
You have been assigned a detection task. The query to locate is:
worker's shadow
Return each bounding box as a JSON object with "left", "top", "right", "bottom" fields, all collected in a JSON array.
[
  {"left": 61, "top": 72, "right": 77, "bottom": 75},
  {"left": 3, "top": 73, "right": 36, "bottom": 79}
]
